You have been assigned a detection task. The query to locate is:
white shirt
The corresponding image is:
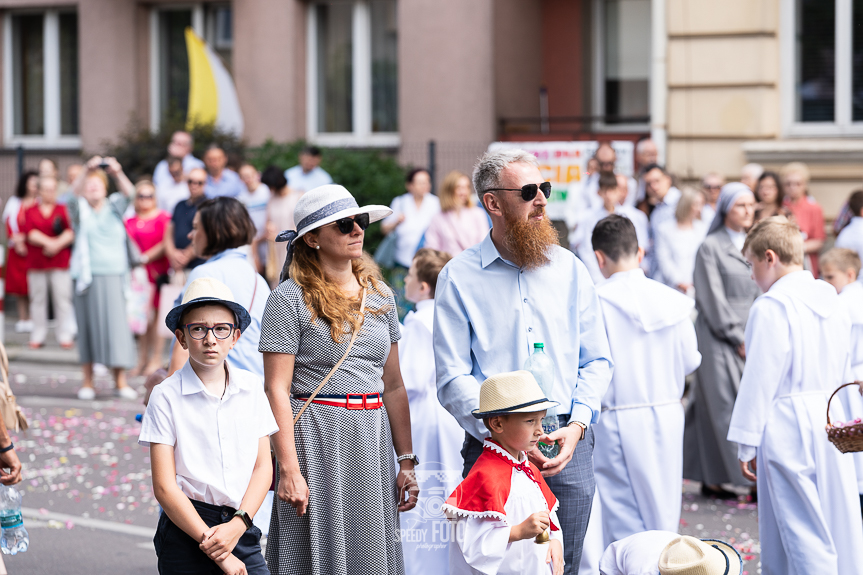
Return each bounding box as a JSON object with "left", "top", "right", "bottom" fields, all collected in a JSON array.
[
  {"left": 157, "top": 179, "right": 190, "bottom": 215},
  {"left": 599, "top": 530, "right": 679, "bottom": 575},
  {"left": 138, "top": 360, "right": 279, "bottom": 509},
  {"left": 701, "top": 203, "right": 717, "bottom": 228},
  {"left": 383, "top": 193, "right": 441, "bottom": 267},
  {"left": 284, "top": 165, "right": 333, "bottom": 193},
  {"left": 725, "top": 226, "right": 746, "bottom": 253},
  {"left": 238, "top": 183, "right": 271, "bottom": 236},
  {"left": 654, "top": 219, "right": 708, "bottom": 289},
  {"left": 153, "top": 154, "right": 205, "bottom": 189},
  {"left": 836, "top": 216, "right": 863, "bottom": 261}
]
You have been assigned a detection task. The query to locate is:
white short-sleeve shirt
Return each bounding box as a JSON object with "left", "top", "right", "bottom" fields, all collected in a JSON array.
[{"left": 139, "top": 360, "right": 279, "bottom": 509}]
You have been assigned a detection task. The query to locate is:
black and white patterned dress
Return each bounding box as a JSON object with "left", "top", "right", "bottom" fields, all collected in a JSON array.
[{"left": 259, "top": 279, "right": 405, "bottom": 575}]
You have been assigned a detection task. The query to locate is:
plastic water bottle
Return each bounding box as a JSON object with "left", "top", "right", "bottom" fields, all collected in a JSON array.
[
  {"left": 523, "top": 343, "right": 559, "bottom": 458},
  {"left": 0, "top": 485, "right": 28, "bottom": 555}
]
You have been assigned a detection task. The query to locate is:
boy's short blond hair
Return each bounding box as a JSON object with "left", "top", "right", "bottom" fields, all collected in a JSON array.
[
  {"left": 742, "top": 216, "right": 804, "bottom": 265},
  {"left": 821, "top": 248, "right": 862, "bottom": 276},
  {"left": 412, "top": 248, "right": 453, "bottom": 297}
]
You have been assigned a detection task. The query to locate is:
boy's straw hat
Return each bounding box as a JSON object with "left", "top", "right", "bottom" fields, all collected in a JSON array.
[
  {"left": 165, "top": 277, "right": 252, "bottom": 333},
  {"left": 659, "top": 536, "right": 742, "bottom": 575},
  {"left": 471, "top": 370, "right": 559, "bottom": 418}
]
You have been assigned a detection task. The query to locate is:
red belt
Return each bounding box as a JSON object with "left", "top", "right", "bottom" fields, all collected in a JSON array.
[{"left": 292, "top": 393, "right": 383, "bottom": 410}]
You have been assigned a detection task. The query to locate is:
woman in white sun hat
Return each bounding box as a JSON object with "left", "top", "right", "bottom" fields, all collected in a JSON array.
[{"left": 260, "top": 184, "right": 419, "bottom": 575}]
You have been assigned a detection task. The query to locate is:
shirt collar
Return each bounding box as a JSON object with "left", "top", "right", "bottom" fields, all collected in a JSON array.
[
  {"left": 479, "top": 230, "right": 519, "bottom": 269},
  {"left": 414, "top": 299, "right": 434, "bottom": 312},
  {"left": 178, "top": 359, "right": 249, "bottom": 397},
  {"left": 208, "top": 248, "right": 248, "bottom": 263},
  {"left": 483, "top": 438, "right": 526, "bottom": 463}
]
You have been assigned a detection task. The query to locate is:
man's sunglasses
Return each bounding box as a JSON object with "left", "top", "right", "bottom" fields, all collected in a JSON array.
[
  {"left": 330, "top": 213, "right": 370, "bottom": 234},
  {"left": 481, "top": 182, "right": 552, "bottom": 202}
]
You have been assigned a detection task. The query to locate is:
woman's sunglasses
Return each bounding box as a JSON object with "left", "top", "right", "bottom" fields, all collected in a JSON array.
[
  {"left": 330, "top": 213, "right": 370, "bottom": 234},
  {"left": 481, "top": 181, "right": 552, "bottom": 202}
]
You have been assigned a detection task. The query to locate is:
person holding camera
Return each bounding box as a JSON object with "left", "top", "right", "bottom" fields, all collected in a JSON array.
[{"left": 68, "top": 156, "right": 138, "bottom": 401}]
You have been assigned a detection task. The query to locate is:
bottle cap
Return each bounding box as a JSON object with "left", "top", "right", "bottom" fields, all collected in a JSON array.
[{"left": 534, "top": 343, "right": 544, "bottom": 349}]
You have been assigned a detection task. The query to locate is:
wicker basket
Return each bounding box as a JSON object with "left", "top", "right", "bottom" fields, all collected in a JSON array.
[{"left": 826, "top": 382, "right": 863, "bottom": 454}]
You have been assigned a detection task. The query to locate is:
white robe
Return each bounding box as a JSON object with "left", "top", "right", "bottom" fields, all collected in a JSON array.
[
  {"left": 838, "top": 280, "right": 863, "bottom": 493},
  {"left": 399, "top": 299, "right": 466, "bottom": 575},
  {"left": 593, "top": 270, "right": 701, "bottom": 547},
  {"left": 446, "top": 442, "right": 563, "bottom": 575},
  {"left": 727, "top": 271, "right": 863, "bottom": 575}
]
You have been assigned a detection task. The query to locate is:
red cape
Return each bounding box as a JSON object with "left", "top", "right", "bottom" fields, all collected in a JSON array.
[{"left": 443, "top": 440, "right": 559, "bottom": 530}]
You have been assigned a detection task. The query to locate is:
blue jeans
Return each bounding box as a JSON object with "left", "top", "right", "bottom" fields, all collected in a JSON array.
[{"left": 154, "top": 499, "right": 270, "bottom": 575}]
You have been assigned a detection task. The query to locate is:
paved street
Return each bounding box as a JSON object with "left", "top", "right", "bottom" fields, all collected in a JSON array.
[{"left": 0, "top": 326, "right": 761, "bottom": 574}]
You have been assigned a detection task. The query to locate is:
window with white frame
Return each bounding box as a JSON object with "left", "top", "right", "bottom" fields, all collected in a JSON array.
[
  {"left": 784, "top": 0, "right": 863, "bottom": 135},
  {"left": 3, "top": 10, "right": 79, "bottom": 146},
  {"left": 150, "top": 3, "right": 233, "bottom": 131},
  {"left": 307, "top": 0, "right": 398, "bottom": 146}
]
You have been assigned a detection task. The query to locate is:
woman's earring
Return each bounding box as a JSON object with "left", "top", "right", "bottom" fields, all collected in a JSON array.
[{"left": 315, "top": 245, "right": 320, "bottom": 250}]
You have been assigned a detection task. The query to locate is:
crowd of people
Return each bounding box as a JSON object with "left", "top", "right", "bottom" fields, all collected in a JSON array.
[{"left": 6, "top": 132, "right": 863, "bottom": 575}]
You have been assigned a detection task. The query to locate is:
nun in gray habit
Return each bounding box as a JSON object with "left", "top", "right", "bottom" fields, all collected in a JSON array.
[{"left": 683, "top": 183, "right": 760, "bottom": 495}]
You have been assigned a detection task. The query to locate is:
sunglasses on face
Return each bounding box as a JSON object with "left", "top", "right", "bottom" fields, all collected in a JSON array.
[
  {"left": 136, "top": 194, "right": 155, "bottom": 200},
  {"left": 330, "top": 213, "right": 370, "bottom": 234},
  {"left": 188, "top": 180, "right": 206, "bottom": 186},
  {"left": 482, "top": 181, "right": 552, "bottom": 202}
]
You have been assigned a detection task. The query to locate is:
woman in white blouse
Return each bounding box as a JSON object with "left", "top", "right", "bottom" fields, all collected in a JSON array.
[
  {"left": 381, "top": 168, "right": 440, "bottom": 318},
  {"left": 423, "top": 171, "right": 489, "bottom": 256},
  {"left": 654, "top": 187, "right": 708, "bottom": 296}
]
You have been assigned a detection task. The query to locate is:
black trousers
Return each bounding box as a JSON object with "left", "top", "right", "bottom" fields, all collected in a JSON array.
[
  {"left": 461, "top": 414, "right": 596, "bottom": 575},
  {"left": 154, "top": 499, "right": 270, "bottom": 575}
]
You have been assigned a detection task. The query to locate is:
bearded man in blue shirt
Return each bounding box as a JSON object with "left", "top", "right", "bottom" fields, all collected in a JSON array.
[{"left": 434, "top": 148, "right": 614, "bottom": 574}]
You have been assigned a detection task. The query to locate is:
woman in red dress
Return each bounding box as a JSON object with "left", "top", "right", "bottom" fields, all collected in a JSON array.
[
  {"left": 124, "top": 180, "right": 170, "bottom": 376},
  {"left": 2, "top": 171, "right": 39, "bottom": 333}
]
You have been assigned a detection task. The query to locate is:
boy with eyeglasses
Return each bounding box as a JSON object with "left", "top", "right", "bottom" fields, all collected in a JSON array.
[{"left": 140, "top": 277, "right": 278, "bottom": 575}]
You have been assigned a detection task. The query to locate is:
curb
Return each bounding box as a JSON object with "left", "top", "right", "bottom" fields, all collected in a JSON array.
[{"left": 6, "top": 346, "right": 80, "bottom": 366}]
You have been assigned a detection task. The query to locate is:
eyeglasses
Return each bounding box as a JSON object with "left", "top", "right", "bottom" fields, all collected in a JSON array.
[
  {"left": 481, "top": 182, "right": 552, "bottom": 202},
  {"left": 188, "top": 180, "right": 206, "bottom": 186},
  {"left": 136, "top": 194, "right": 155, "bottom": 200},
  {"left": 184, "top": 323, "right": 236, "bottom": 340},
  {"left": 330, "top": 213, "right": 370, "bottom": 234}
]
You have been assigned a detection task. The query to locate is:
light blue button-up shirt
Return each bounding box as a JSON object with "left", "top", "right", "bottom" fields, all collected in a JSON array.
[
  {"left": 174, "top": 248, "right": 271, "bottom": 378},
  {"left": 205, "top": 168, "right": 244, "bottom": 198},
  {"left": 433, "top": 232, "right": 614, "bottom": 441}
]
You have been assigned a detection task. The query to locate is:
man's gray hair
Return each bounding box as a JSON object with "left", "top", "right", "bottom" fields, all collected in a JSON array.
[{"left": 472, "top": 149, "right": 539, "bottom": 202}]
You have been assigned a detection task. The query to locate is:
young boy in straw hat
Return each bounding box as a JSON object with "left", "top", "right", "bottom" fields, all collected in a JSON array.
[
  {"left": 820, "top": 247, "right": 863, "bottom": 512},
  {"left": 139, "top": 277, "right": 278, "bottom": 574},
  {"left": 587, "top": 215, "right": 701, "bottom": 549},
  {"left": 727, "top": 217, "right": 863, "bottom": 574},
  {"left": 599, "top": 531, "right": 741, "bottom": 575},
  {"left": 443, "top": 371, "right": 564, "bottom": 575}
]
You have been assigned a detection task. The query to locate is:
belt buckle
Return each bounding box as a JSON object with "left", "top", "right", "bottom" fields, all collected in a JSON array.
[
  {"left": 346, "top": 393, "right": 366, "bottom": 410},
  {"left": 366, "top": 393, "right": 381, "bottom": 408}
]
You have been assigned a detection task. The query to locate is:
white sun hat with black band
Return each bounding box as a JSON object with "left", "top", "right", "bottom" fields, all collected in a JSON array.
[
  {"left": 275, "top": 184, "right": 391, "bottom": 281},
  {"left": 472, "top": 370, "right": 559, "bottom": 418}
]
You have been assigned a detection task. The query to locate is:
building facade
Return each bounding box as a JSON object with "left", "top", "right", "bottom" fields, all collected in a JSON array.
[{"left": 0, "top": 0, "right": 859, "bottom": 218}]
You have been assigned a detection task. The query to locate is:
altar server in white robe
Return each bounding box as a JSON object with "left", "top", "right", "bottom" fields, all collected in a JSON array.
[
  {"left": 820, "top": 247, "right": 863, "bottom": 506},
  {"left": 728, "top": 217, "right": 863, "bottom": 575},
  {"left": 591, "top": 214, "right": 702, "bottom": 545},
  {"left": 400, "top": 248, "right": 466, "bottom": 575}
]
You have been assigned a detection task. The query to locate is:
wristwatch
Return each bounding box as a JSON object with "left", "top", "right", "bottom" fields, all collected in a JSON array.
[
  {"left": 568, "top": 421, "right": 587, "bottom": 440},
  {"left": 397, "top": 453, "right": 420, "bottom": 466},
  {"left": 233, "top": 509, "right": 253, "bottom": 530}
]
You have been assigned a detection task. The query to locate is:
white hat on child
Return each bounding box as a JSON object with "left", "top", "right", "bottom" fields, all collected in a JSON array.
[
  {"left": 472, "top": 371, "right": 559, "bottom": 418},
  {"left": 659, "top": 536, "right": 742, "bottom": 575}
]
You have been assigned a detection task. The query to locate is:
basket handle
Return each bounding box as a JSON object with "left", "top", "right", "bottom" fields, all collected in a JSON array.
[{"left": 827, "top": 381, "right": 863, "bottom": 426}]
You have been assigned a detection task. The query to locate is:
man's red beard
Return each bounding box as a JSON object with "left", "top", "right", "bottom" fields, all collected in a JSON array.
[{"left": 501, "top": 204, "right": 560, "bottom": 270}]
